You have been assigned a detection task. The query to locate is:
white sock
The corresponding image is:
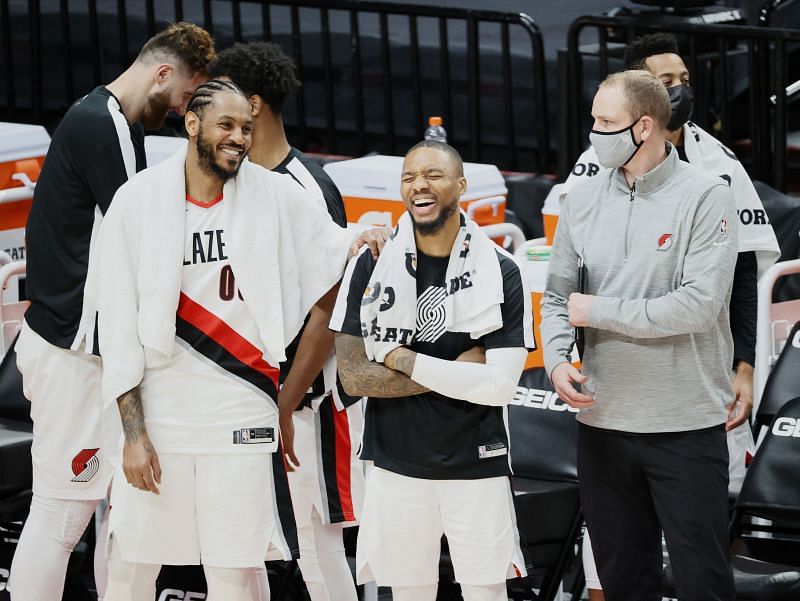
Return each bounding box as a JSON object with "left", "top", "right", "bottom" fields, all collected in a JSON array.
[
  {"left": 9, "top": 495, "right": 98, "bottom": 601},
  {"left": 460, "top": 582, "right": 508, "bottom": 601},
  {"left": 392, "top": 584, "right": 438, "bottom": 601}
]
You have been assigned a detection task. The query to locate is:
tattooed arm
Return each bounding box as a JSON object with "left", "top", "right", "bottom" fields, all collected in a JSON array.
[
  {"left": 335, "top": 333, "right": 429, "bottom": 397},
  {"left": 117, "top": 386, "right": 161, "bottom": 494}
]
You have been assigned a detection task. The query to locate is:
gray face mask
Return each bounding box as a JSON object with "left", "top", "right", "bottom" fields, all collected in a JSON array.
[{"left": 589, "top": 118, "right": 643, "bottom": 168}]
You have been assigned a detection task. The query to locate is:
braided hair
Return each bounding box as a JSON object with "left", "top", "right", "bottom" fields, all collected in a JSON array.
[{"left": 187, "top": 79, "right": 245, "bottom": 118}]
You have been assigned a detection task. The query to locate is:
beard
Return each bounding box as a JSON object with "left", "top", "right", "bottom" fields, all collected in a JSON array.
[
  {"left": 196, "top": 126, "right": 244, "bottom": 182},
  {"left": 410, "top": 199, "right": 459, "bottom": 236},
  {"left": 141, "top": 90, "right": 171, "bottom": 130}
]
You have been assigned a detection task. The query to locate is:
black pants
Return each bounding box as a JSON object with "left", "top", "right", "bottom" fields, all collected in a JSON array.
[{"left": 577, "top": 423, "right": 734, "bottom": 601}]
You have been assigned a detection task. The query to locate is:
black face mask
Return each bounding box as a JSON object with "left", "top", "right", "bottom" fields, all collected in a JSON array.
[{"left": 667, "top": 84, "right": 693, "bottom": 131}]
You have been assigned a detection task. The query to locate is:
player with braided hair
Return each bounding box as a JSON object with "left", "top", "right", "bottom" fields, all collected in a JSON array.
[
  {"left": 12, "top": 21, "right": 214, "bottom": 601},
  {"left": 98, "top": 79, "right": 360, "bottom": 601}
]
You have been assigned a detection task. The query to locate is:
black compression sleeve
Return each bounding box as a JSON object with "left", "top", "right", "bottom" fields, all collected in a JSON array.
[{"left": 729, "top": 251, "right": 757, "bottom": 368}]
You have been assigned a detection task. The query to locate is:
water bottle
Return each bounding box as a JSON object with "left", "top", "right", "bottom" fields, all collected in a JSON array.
[{"left": 423, "top": 116, "right": 447, "bottom": 143}]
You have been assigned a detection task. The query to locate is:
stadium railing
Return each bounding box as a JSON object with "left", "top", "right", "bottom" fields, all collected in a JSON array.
[
  {"left": 0, "top": 0, "right": 551, "bottom": 173},
  {"left": 562, "top": 15, "right": 800, "bottom": 191}
]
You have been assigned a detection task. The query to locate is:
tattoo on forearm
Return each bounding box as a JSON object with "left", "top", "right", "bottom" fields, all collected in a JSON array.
[
  {"left": 393, "top": 350, "right": 416, "bottom": 377},
  {"left": 336, "top": 334, "right": 428, "bottom": 397},
  {"left": 117, "top": 386, "right": 147, "bottom": 444}
]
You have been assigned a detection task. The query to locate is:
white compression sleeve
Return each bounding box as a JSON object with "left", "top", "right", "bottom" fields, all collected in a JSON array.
[
  {"left": 460, "top": 583, "right": 509, "bottom": 601},
  {"left": 204, "top": 566, "right": 257, "bottom": 601},
  {"left": 392, "top": 584, "right": 438, "bottom": 601},
  {"left": 8, "top": 496, "right": 99, "bottom": 601},
  {"left": 410, "top": 347, "right": 528, "bottom": 406}
]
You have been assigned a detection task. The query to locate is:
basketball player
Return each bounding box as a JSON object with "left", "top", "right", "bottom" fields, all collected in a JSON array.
[
  {"left": 331, "top": 140, "right": 535, "bottom": 601},
  {"left": 95, "top": 80, "right": 357, "bottom": 601},
  {"left": 209, "top": 42, "right": 366, "bottom": 601},
  {"left": 12, "top": 23, "right": 214, "bottom": 601}
]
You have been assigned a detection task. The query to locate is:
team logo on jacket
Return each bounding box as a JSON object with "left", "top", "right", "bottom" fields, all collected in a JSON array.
[
  {"left": 657, "top": 233, "right": 673, "bottom": 251},
  {"left": 70, "top": 448, "right": 100, "bottom": 483}
]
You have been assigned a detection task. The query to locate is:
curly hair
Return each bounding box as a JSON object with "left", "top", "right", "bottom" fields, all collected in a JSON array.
[
  {"left": 138, "top": 22, "right": 216, "bottom": 76},
  {"left": 208, "top": 41, "right": 301, "bottom": 114},
  {"left": 623, "top": 33, "right": 680, "bottom": 70}
]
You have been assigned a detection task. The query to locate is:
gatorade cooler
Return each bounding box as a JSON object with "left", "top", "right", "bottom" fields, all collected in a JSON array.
[
  {"left": 324, "top": 155, "right": 507, "bottom": 228},
  {"left": 0, "top": 122, "right": 51, "bottom": 303},
  {"left": 541, "top": 182, "right": 565, "bottom": 245}
]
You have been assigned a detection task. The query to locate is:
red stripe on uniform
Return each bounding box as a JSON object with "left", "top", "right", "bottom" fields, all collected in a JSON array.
[
  {"left": 177, "top": 293, "right": 279, "bottom": 388},
  {"left": 332, "top": 406, "right": 355, "bottom": 521}
]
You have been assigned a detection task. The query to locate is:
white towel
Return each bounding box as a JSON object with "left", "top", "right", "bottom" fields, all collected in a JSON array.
[
  {"left": 95, "top": 144, "right": 356, "bottom": 403},
  {"left": 360, "top": 211, "right": 505, "bottom": 363}
]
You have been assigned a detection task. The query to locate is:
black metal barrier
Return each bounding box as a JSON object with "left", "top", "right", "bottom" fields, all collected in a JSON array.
[
  {"left": 562, "top": 15, "right": 800, "bottom": 191},
  {"left": 0, "top": 0, "right": 551, "bottom": 172}
]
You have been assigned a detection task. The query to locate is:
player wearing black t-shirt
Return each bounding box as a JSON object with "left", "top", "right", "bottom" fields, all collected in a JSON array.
[
  {"left": 11, "top": 24, "right": 214, "bottom": 601},
  {"left": 332, "top": 141, "right": 534, "bottom": 601}
]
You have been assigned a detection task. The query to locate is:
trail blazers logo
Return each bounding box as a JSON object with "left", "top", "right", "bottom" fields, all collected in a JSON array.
[
  {"left": 415, "top": 286, "right": 447, "bottom": 342},
  {"left": 657, "top": 233, "right": 673, "bottom": 251},
  {"left": 71, "top": 448, "right": 100, "bottom": 482}
]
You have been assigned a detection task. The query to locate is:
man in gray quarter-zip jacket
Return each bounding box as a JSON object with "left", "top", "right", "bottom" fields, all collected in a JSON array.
[{"left": 541, "top": 70, "right": 736, "bottom": 601}]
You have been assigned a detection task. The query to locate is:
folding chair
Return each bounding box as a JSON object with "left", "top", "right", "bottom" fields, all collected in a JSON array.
[
  {"left": 754, "top": 320, "right": 800, "bottom": 442},
  {"left": 505, "top": 368, "right": 584, "bottom": 601},
  {"left": 662, "top": 398, "right": 800, "bottom": 600},
  {"left": 727, "top": 397, "right": 800, "bottom": 598}
]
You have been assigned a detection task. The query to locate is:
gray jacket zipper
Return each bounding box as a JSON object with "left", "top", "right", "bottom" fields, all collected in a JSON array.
[{"left": 624, "top": 182, "right": 636, "bottom": 261}]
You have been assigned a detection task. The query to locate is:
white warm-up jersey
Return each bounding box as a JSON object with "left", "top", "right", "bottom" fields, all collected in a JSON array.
[{"left": 140, "top": 194, "right": 280, "bottom": 454}]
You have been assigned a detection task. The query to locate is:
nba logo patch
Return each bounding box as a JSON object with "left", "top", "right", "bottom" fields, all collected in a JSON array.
[
  {"left": 720, "top": 217, "right": 729, "bottom": 241},
  {"left": 657, "top": 233, "right": 673, "bottom": 251}
]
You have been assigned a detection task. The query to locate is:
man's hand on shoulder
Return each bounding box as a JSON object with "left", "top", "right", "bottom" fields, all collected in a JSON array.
[
  {"left": 350, "top": 226, "right": 393, "bottom": 259},
  {"left": 568, "top": 293, "right": 594, "bottom": 327},
  {"left": 551, "top": 362, "right": 595, "bottom": 409}
]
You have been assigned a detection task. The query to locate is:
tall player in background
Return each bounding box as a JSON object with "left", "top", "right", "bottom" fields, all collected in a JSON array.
[
  {"left": 11, "top": 23, "right": 214, "bottom": 601},
  {"left": 209, "top": 42, "right": 368, "bottom": 601},
  {"left": 95, "top": 80, "right": 357, "bottom": 601}
]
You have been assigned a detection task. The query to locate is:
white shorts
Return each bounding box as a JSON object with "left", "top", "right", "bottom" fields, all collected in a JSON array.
[
  {"left": 356, "top": 466, "right": 527, "bottom": 587},
  {"left": 108, "top": 452, "right": 295, "bottom": 568},
  {"left": 15, "top": 320, "right": 117, "bottom": 500},
  {"left": 287, "top": 400, "right": 364, "bottom": 528}
]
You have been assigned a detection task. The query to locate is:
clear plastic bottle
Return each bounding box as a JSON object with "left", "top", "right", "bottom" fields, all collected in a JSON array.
[{"left": 423, "top": 116, "right": 447, "bottom": 143}]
